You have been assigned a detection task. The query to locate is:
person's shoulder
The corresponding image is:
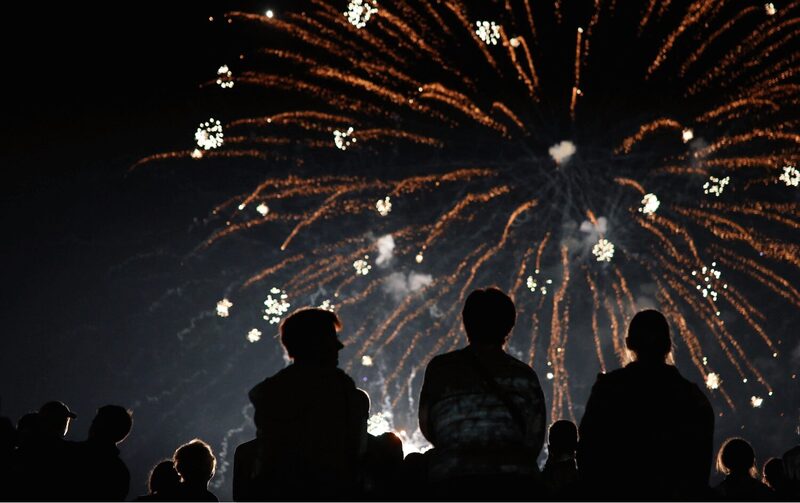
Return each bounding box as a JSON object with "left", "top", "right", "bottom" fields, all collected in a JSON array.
[
  {"left": 248, "top": 366, "right": 292, "bottom": 401},
  {"left": 426, "top": 347, "right": 467, "bottom": 368}
]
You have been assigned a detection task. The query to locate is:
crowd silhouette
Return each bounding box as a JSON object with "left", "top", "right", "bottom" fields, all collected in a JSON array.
[{"left": 1, "top": 286, "right": 798, "bottom": 501}]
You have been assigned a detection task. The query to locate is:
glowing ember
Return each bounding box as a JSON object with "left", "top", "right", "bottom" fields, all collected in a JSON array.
[
  {"left": 246, "top": 328, "right": 262, "bottom": 343},
  {"left": 195, "top": 118, "right": 224, "bottom": 150},
  {"left": 475, "top": 21, "right": 501, "bottom": 45},
  {"left": 263, "top": 287, "right": 290, "bottom": 325},
  {"left": 345, "top": 0, "right": 378, "bottom": 29},
  {"left": 592, "top": 239, "right": 615, "bottom": 262},
  {"left": 216, "top": 298, "right": 233, "bottom": 317}
]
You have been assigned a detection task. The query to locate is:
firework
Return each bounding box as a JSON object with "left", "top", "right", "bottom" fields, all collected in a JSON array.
[
  {"left": 263, "top": 288, "right": 289, "bottom": 325},
  {"left": 246, "top": 328, "right": 262, "bottom": 343},
  {"left": 140, "top": 0, "right": 798, "bottom": 428},
  {"left": 216, "top": 298, "right": 233, "bottom": 317}
]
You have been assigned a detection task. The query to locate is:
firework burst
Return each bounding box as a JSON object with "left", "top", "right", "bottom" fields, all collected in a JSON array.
[{"left": 137, "top": 0, "right": 799, "bottom": 427}]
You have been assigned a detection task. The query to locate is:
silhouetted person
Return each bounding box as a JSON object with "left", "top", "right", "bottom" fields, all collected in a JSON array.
[
  {"left": 399, "top": 451, "right": 430, "bottom": 500},
  {"left": 542, "top": 420, "right": 580, "bottom": 500},
  {"left": 362, "top": 432, "right": 404, "bottom": 499},
  {"left": 577, "top": 310, "right": 714, "bottom": 500},
  {"left": 0, "top": 414, "right": 14, "bottom": 500},
  {"left": 419, "top": 287, "right": 546, "bottom": 500},
  {"left": 713, "top": 437, "right": 772, "bottom": 501},
  {"left": 248, "top": 308, "right": 369, "bottom": 500},
  {"left": 783, "top": 445, "right": 800, "bottom": 499},
  {"left": 68, "top": 405, "right": 132, "bottom": 501},
  {"left": 135, "top": 460, "right": 181, "bottom": 501},
  {"left": 12, "top": 401, "right": 76, "bottom": 500},
  {"left": 173, "top": 439, "right": 218, "bottom": 502},
  {"left": 232, "top": 439, "right": 258, "bottom": 502},
  {"left": 763, "top": 457, "right": 791, "bottom": 500}
]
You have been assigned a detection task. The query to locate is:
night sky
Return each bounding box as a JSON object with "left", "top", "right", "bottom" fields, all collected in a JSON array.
[{"left": 2, "top": 1, "right": 799, "bottom": 499}]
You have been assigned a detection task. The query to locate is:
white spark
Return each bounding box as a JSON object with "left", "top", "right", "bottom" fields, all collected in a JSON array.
[
  {"left": 367, "top": 412, "right": 392, "bottom": 436},
  {"left": 263, "top": 287, "right": 290, "bottom": 325},
  {"left": 376, "top": 196, "right": 392, "bottom": 216},
  {"left": 639, "top": 193, "right": 660, "bottom": 215},
  {"left": 265, "top": 9, "right": 274, "bottom": 18},
  {"left": 750, "top": 396, "right": 764, "bottom": 408},
  {"left": 475, "top": 20, "right": 501, "bottom": 45},
  {"left": 706, "top": 373, "right": 721, "bottom": 390},
  {"left": 345, "top": 0, "right": 378, "bottom": 29},
  {"left": 354, "top": 255, "right": 372, "bottom": 275},
  {"left": 509, "top": 37, "right": 520, "bottom": 48},
  {"left": 549, "top": 140, "right": 577, "bottom": 164},
  {"left": 190, "top": 148, "right": 203, "bottom": 159},
  {"left": 691, "top": 261, "right": 725, "bottom": 303},
  {"left": 216, "top": 298, "right": 233, "bottom": 317},
  {"left": 195, "top": 118, "right": 224, "bottom": 150},
  {"left": 318, "top": 299, "right": 335, "bottom": 312},
  {"left": 592, "top": 239, "right": 615, "bottom": 262},
  {"left": 333, "top": 127, "right": 356, "bottom": 150},
  {"left": 216, "top": 65, "right": 234, "bottom": 89},
  {"left": 546, "top": 372, "right": 554, "bottom": 380},
  {"left": 703, "top": 176, "right": 730, "bottom": 197},
  {"left": 256, "top": 203, "right": 269, "bottom": 216},
  {"left": 246, "top": 328, "right": 262, "bottom": 343},
  {"left": 526, "top": 274, "right": 552, "bottom": 295},
  {"left": 765, "top": 3, "right": 777, "bottom": 15},
  {"left": 682, "top": 128, "right": 694, "bottom": 143},
  {"left": 415, "top": 252, "right": 424, "bottom": 263},
  {"left": 361, "top": 355, "right": 374, "bottom": 367},
  {"left": 779, "top": 165, "right": 799, "bottom": 187}
]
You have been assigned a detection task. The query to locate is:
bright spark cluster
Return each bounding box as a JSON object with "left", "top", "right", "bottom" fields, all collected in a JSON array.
[
  {"left": 639, "top": 193, "right": 661, "bottom": 215},
  {"left": 190, "top": 148, "right": 203, "bottom": 160},
  {"left": 703, "top": 176, "right": 730, "bottom": 197},
  {"left": 334, "top": 127, "right": 356, "bottom": 150},
  {"left": 215, "top": 298, "right": 233, "bottom": 317},
  {"left": 375, "top": 196, "right": 392, "bottom": 216},
  {"left": 691, "top": 262, "right": 727, "bottom": 304},
  {"left": 682, "top": 128, "right": 694, "bottom": 143},
  {"left": 263, "top": 287, "right": 290, "bottom": 325},
  {"left": 195, "top": 118, "right": 224, "bottom": 150},
  {"left": 344, "top": 0, "right": 378, "bottom": 29},
  {"left": 779, "top": 165, "right": 799, "bottom": 187},
  {"left": 353, "top": 255, "right": 372, "bottom": 275},
  {"left": 256, "top": 203, "right": 270, "bottom": 216},
  {"left": 246, "top": 328, "right": 262, "bottom": 343},
  {"left": 216, "top": 65, "right": 234, "bottom": 89},
  {"left": 361, "top": 355, "right": 374, "bottom": 367},
  {"left": 526, "top": 271, "right": 553, "bottom": 295},
  {"left": 765, "top": 3, "right": 777, "bottom": 15},
  {"left": 318, "top": 299, "right": 335, "bottom": 312},
  {"left": 706, "top": 372, "right": 721, "bottom": 390},
  {"left": 750, "top": 395, "right": 764, "bottom": 408},
  {"left": 475, "top": 21, "right": 501, "bottom": 45},
  {"left": 367, "top": 411, "right": 392, "bottom": 436},
  {"left": 592, "top": 239, "right": 615, "bottom": 262}
]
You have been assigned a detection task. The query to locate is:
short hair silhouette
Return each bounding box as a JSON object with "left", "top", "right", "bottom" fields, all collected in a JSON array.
[
  {"left": 280, "top": 307, "right": 343, "bottom": 359},
  {"left": 174, "top": 439, "right": 216, "bottom": 484},
  {"left": 89, "top": 405, "right": 132, "bottom": 444},
  {"left": 716, "top": 437, "right": 757, "bottom": 478},
  {"left": 626, "top": 310, "right": 671, "bottom": 361},
  {"left": 148, "top": 459, "right": 181, "bottom": 494},
  {"left": 548, "top": 420, "right": 578, "bottom": 453},
  {"left": 462, "top": 287, "right": 516, "bottom": 345},
  {"left": 763, "top": 457, "right": 787, "bottom": 491},
  {"left": 38, "top": 400, "right": 76, "bottom": 437}
]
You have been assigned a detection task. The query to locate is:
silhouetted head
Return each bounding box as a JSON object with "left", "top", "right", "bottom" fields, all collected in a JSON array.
[
  {"left": 367, "top": 432, "right": 404, "bottom": 467},
  {"left": 784, "top": 445, "right": 800, "bottom": 485},
  {"left": 763, "top": 457, "right": 787, "bottom": 491},
  {"left": 548, "top": 420, "right": 578, "bottom": 455},
  {"left": 626, "top": 310, "right": 672, "bottom": 362},
  {"left": 38, "top": 401, "right": 76, "bottom": 438},
  {"left": 89, "top": 405, "right": 132, "bottom": 445},
  {"left": 148, "top": 459, "right": 181, "bottom": 495},
  {"left": 280, "top": 307, "right": 344, "bottom": 365},
  {"left": 717, "top": 437, "right": 757, "bottom": 478},
  {"left": 17, "top": 412, "right": 40, "bottom": 434},
  {"left": 174, "top": 438, "right": 216, "bottom": 486},
  {"left": 462, "top": 287, "right": 516, "bottom": 346}
]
